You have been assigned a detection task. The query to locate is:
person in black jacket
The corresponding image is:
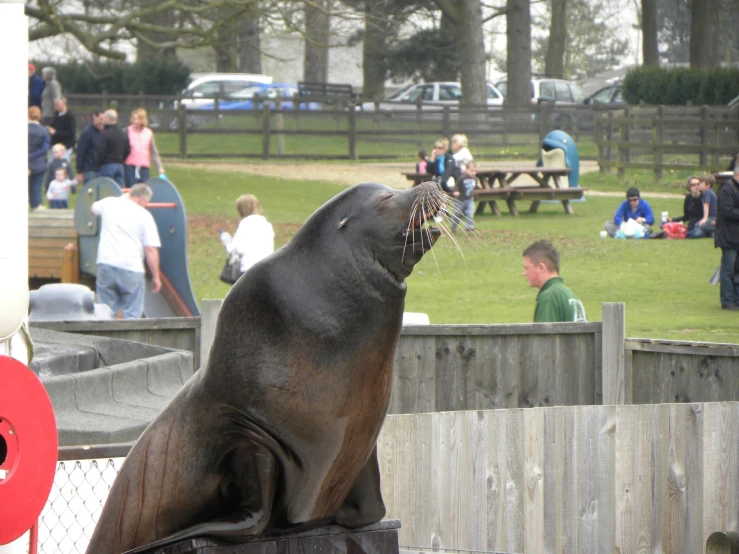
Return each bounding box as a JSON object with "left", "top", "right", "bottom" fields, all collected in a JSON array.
[
  {"left": 666, "top": 176, "right": 703, "bottom": 231},
  {"left": 76, "top": 108, "right": 103, "bottom": 185},
  {"left": 715, "top": 164, "right": 739, "bottom": 310},
  {"left": 48, "top": 97, "right": 76, "bottom": 160},
  {"left": 427, "top": 137, "right": 459, "bottom": 194},
  {"left": 96, "top": 109, "right": 130, "bottom": 185}
]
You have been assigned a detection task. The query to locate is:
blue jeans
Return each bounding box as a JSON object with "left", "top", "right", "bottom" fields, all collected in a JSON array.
[
  {"left": 452, "top": 198, "right": 475, "bottom": 231},
  {"left": 719, "top": 248, "right": 739, "bottom": 308},
  {"left": 99, "top": 163, "right": 124, "bottom": 185},
  {"left": 50, "top": 199, "right": 68, "bottom": 209},
  {"left": 96, "top": 264, "right": 145, "bottom": 319},
  {"left": 28, "top": 171, "right": 44, "bottom": 208},
  {"left": 686, "top": 218, "right": 716, "bottom": 238},
  {"left": 124, "top": 165, "right": 150, "bottom": 187}
]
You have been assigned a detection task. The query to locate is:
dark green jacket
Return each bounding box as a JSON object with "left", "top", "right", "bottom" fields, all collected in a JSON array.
[{"left": 534, "top": 277, "right": 586, "bottom": 323}]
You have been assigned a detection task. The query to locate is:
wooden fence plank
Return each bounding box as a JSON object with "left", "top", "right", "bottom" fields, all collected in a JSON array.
[
  {"left": 199, "top": 298, "right": 222, "bottom": 367},
  {"left": 523, "top": 408, "right": 545, "bottom": 553},
  {"left": 505, "top": 409, "right": 526, "bottom": 553},
  {"left": 602, "top": 303, "right": 627, "bottom": 405}
]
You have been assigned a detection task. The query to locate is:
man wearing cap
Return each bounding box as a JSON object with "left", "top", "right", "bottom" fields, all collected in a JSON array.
[
  {"left": 715, "top": 165, "right": 739, "bottom": 311},
  {"left": 75, "top": 108, "right": 104, "bottom": 185},
  {"left": 28, "top": 63, "right": 44, "bottom": 109},
  {"left": 603, "top": 187, "right": 655, "bottom": 238}
]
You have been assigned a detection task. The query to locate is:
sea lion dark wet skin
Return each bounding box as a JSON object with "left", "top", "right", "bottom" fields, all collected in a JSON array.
[{"left": 85, "top": 182, "right": 445, "bottom": 554}]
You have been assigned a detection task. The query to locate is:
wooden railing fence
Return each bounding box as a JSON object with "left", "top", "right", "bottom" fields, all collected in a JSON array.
[{"left": 595, "top": 104, "right": 739, "bottom": 178}]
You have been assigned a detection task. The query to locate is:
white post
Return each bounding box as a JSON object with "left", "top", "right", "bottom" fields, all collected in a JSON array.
[
  {"left": 602, "top": 302, "right": 628, "bottom": 405},
  {"left": 0, "top": 3, "right": 33, "bottom": 552},
  {"left": 199, "top": 298, "right": 224, "bottom": 367}
]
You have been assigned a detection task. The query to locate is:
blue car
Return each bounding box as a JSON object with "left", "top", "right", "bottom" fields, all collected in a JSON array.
[{"left": 198, "top": 83, "right": 320, "bottom": 110}]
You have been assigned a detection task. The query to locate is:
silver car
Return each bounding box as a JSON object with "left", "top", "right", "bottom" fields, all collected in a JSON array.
[{"left": 361, "top": 81, "right": 504, "bottom": 111}]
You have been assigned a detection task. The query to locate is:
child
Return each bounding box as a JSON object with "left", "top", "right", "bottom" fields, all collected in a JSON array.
[
  {"left": 452, "top": 159, "right": 478, "bottom": 232},
  {"left": 689, "top": 174, "right": 717, "bottom": 238},
  {"left": 45, "top": 143, "right": 75, "bottom": 194},
  {"left": 416, "top": 149, "right": 428, "bottom": 174},
  {"left": 451, "top": 134, "right": 473, "bottom": 171},
  {"left": 46, "top": 167, "right": 73, "bottom": 209}
]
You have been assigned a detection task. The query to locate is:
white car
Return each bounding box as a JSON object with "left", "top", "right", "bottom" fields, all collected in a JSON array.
[
  {"left": 361, "top": 81, "right": 504, "bottom": 111},
  {"left": 179, "top": 73, "right": 273, "bottom": 110}
]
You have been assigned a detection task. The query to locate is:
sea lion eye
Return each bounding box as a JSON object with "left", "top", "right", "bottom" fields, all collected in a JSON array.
[{"left": 337, "top": 217, "right": 348, "bottom": 229}]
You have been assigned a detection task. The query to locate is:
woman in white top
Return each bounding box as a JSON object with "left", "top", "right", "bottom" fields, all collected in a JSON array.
[{"left": 229, "top": 194, "right": 275, "bottom": 274}]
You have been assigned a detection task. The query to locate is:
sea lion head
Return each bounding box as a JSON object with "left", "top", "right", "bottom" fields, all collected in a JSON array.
[{"left": 294, "top": 181, "right": 444, "bottom": 285}]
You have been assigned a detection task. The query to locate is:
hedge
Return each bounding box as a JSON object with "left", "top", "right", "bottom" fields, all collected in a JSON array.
[
  {"left": 30, "top": 59, "right": 191, "bottom": 95},
  {"left": 622, "top": 66, "right": 739, "bottom": 105}
]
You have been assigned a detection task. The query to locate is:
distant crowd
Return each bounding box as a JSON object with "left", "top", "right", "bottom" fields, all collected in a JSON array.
[{"left": 27, "top": 63, "right": 165, "bottom": 211}]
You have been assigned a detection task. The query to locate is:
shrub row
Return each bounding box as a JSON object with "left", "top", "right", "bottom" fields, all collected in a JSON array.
[
  {"left": 30, "top": 59, "right": 191, "bottom": 95},
  {"left": 622, "top": 66, "right": 739, "bottom": 105}
]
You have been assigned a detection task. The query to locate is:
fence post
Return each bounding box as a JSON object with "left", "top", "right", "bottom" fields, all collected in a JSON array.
[
  {"left": 538, "top": 102, "right": 552, "bottom": 143},
  {"left": 442, "top": 106, "right": 451, "bottom": 139},
  {"left": 262, "top": 103, "right": 271, "bottom": 160},
  {"left": 177, "top": 101, "right": 187, "bottom": 158},
  {"left": 602, "top": 302, "right": 629, "bottom": 405},
  {"left": 699, "top": 105, "right": 709, "bottom": 168},
  {"left": 348, "top": 103, "right": 358, "bottom": 160},
  {"left": 618, "top": 106, "right": 631, "bottom": 178},
  {"left": 275, "top": 99, "right": 285, "bottom": 156},
  {"left": 655, "top": 105, "right": 664, "bottom": 180},
  {"left": 199, "top": 298, "right": 223, "bottom": 367},
  {"left": 604, "top": 111, "right": 614, "bottom": 174}
]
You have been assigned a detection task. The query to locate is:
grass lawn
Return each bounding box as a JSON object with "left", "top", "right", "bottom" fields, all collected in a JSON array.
[{"left": 165, "top": 164, "right": 738, "bottom": 344}]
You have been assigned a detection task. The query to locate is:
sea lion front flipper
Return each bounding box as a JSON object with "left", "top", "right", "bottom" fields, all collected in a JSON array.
[
  {"left": 333, "top": 445, "right": 386, "bottom": 528},
  {"left": 124, "top": 443, "right": 279, "bottom": 554}
]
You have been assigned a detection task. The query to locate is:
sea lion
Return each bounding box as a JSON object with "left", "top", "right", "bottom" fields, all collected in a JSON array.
[{"left": 85, "top": 181, "right": 448, "bottom": 554}]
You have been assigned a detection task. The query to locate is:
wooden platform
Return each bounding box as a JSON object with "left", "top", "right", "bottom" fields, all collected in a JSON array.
[{"left": 29, "top": 209, "right": 79, "bottom": 281}]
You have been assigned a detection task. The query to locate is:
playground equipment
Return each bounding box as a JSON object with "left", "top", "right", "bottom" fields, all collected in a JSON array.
[
  {"left": 31, "top": 176, "right": 201, "bottom": 318},
  {"left": 538, "top": 129, "right": 581, "bottom": 189}
]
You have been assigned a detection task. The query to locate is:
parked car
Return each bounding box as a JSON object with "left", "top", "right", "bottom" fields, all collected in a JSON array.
[
  {"left": 197, "top": 83, "right": 320, "bottom": 110},
  {"left": 494, "top": 78, "right": 586, "bottom": 105},
  {"left": 179, "top": 73, "right": 273, "bottom": 110},
  {"left": 361, "top": 81, "right": 504, "bottom": 111},
  {"left": 584, "top": 82, "right": 624, "bottom": 105}
]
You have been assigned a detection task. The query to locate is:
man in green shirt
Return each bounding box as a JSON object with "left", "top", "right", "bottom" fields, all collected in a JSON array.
[{"left": 522, "top": 240, "right": 586, "bottom": 322}]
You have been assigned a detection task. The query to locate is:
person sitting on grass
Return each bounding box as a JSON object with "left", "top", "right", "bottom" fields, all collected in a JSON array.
[
  {"left": 603, "top": 187, "right": 655, "bottom": 238},
  {"left": 46, "top": 166, "right": 73, "bottom": 209},
  {"left": 665, "top": 176, "right": 703, "bottom": 235},
  {"left": 688, "top": 174, "right": 717, "bottom": 238},
  {"left": 522, "top": 239, "right": 586, "bottom": 323}
]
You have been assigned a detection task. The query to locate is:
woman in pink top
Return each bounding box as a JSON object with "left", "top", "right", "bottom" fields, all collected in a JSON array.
[{"left": 124, "top": 108, "right": 165, "bottom": 187}]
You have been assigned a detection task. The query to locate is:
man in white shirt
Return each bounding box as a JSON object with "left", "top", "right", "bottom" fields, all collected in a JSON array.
[{"left": 91, "top": 184, "right": 162, "bottom": 318}]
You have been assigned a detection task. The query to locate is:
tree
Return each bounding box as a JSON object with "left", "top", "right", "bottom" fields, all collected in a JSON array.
[
  {"left": 641, "top": 0, "right": 658, "bottom": 66},
  {"left": 25, "top": 0, "right": 261, "bottom": 61},
  {"left": 532, "top": 0, "right": 628, "bottom": 79},
  {"left": 238, "top": 14, "right": 262, "bottom": 73},
  {"left": 303, "top": 0, "right": 331, "bottom": 82},
  {"left": 544, "top": 0, "right": 566, "bottom": 78},
  {"left": 506, "top": 0, "right": 531, "bottom": 107},
  {"left": 690, "top": 0, "right": 720, "bottom": 69},
  {"left": 432, "top": 0, "right": 487, "bottom": 106}
]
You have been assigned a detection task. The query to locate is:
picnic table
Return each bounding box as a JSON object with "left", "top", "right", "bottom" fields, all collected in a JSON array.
[{"left": 401, "top": 167, "right": 585, "bottom": 216}]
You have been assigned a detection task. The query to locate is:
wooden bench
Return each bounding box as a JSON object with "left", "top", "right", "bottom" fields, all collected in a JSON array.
[
  {"left": 29, "top": 210, "right": 79, "bottom": 282},
  {"left": 297, "top": 81, "right": 360, "bottom": 107}
]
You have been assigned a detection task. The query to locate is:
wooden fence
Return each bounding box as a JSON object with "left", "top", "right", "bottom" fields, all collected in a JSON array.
[
  {"left": 378, "top": 402, "right": 739, "bottom": 553},
  {"left": 595, "top": 105, "right": 739, "bottom": 178},
  {"left": 66, "top": 93, "right": 614, "bottom": 161},
  {"left": 34, "top": 300, "right": 739, "bottom": 410}
]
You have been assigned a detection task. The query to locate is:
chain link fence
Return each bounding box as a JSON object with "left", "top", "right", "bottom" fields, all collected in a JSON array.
[{"left": 34, "top": 445, "right": 132, "bottom": 554}]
